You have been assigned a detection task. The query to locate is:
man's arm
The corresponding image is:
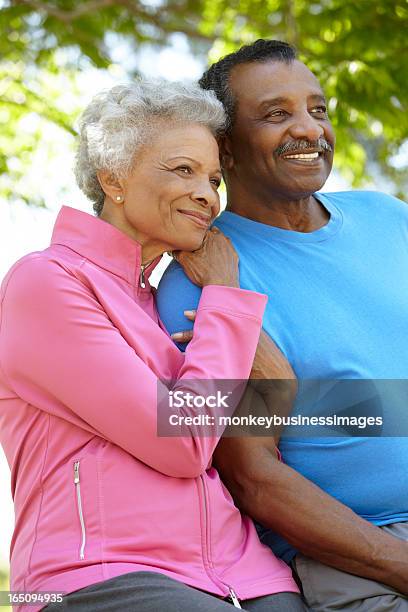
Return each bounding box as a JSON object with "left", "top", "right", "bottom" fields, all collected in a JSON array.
[
  {"left": 158, "top": 258, "right": 408, "bottom": 592},
  {"left": 213, "top": 436, "right": 408, "bottom": 595}
]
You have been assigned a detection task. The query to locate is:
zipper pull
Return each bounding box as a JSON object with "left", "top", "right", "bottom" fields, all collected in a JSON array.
[
  {"left": 140, "top": 264, "right": 146, "bottom": 289},
  {"left": 74, "top": 461, "right": 80, "bottom": 484},
  {"left": 228, "top": 588, "right": 242, "bottom": 609}
]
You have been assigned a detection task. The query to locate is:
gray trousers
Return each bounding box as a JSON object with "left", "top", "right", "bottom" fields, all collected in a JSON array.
[
  {"left": 292, "top": 522, "right": 408, "bottom": 611},
  {"left": 43, "top": 570, "right": 308, "bottom": 611}
]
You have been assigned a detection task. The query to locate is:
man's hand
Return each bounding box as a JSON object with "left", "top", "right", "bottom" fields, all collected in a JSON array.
[{"left": 213, "top": 436, "right": 408, "bottom": 596}]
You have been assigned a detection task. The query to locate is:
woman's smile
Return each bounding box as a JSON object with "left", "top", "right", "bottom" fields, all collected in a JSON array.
[{"left": 177, "top": 208, "right": 212, "bottom": 229}]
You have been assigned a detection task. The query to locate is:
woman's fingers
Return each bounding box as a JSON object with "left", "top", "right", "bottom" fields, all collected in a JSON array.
[
  {"left": 183, "top": 309, "right": 196, "bottom": 321},
  {"left": 170, "top": 311, "right": 196, "bottom": 344},
  {"left": 171, "top": 330, "right": 194, "bottom": 343},
  {"left": 175, "top": 227, "right": 239, "bottom": 288}
]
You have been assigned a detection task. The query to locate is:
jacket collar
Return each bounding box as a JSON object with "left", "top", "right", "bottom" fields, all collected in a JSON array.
[{"left": 51, "top": 206, "right": 162, "bottom": 288}]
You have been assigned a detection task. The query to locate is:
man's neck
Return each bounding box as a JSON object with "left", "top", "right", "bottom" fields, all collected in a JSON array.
[{"left": 226, "top": 191, "right": 330, "bottom": 233}]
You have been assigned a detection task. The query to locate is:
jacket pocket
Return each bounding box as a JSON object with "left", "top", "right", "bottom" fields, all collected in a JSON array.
[{"left": 73, "top": 460, "right": 86, "bottom": 559}]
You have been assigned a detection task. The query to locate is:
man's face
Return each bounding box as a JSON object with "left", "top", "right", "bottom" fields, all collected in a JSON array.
[{"left": 224, "top": 59, "right": 335, "bottom": 200}]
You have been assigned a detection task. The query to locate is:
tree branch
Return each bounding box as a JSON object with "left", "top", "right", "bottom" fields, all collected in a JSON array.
[
  {"left": 0, "top": 97, "right": 77, "bottom": 135},
  {"left": 12, "top": 0, "right": 118, "bottom": 22},
  {"left": 283, "top": 0, "right": 299, "bottom": 47},
  {"left": 11, "top": 0, "right": 215, "bottom": 42}
]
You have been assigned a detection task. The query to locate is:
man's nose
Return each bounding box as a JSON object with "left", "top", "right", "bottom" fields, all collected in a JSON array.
[{"left": 288, "top": 110, "right": 324, "bottom": 142}]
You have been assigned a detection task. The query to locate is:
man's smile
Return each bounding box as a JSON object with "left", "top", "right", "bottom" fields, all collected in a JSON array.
[
  {"left": 275, "top": 138, "right": 333, "bottom": 159},
  {"left": 283, "top": 151, "right": 320, "bottom": 160}
]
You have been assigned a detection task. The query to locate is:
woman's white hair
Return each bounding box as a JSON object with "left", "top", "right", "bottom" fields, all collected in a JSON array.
[{"left": 74, "top": 79, "right": 227, "bottom": 215}]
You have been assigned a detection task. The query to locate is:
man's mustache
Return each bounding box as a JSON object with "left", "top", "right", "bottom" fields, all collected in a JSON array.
[{"left": 275, "top": 138, "right": 333, "bottom": 157}]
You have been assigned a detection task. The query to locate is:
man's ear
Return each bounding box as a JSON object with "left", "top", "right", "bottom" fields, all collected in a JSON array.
[
  {"left": 219, "top": 135, "right": 235, "bottom": 171},
  {"left": 97, "top": 170, "right": 125, "bottom": 203}
]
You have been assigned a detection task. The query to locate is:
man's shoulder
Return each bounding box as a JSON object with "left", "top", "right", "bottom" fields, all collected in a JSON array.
[
  {"left": 157, "top": 259, "right": 200, "bottom": 298},
  {"left": 157, "top": 261, "right": 202, "bottom": 302},
  {"left": 156, "top": 260, "right": 202, "bottom": 341},
  {"left": 319, "top": 190, "right": 408, "bottom": 221},
  {"left": 319, "top": 189, "right": 406, "bottom": 208}
]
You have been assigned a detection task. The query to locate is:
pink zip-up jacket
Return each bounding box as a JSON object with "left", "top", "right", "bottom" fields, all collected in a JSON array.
[{"left": 0, "top": 206, "right": 298, "bottom": 611}]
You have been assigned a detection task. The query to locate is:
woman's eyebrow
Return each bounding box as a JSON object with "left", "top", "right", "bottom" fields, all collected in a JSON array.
[
  {"left": 165, "top": 155, "right": 197, "bottom": 163},
  {"left": 165, "top": 155, "right": 221, "bottom": 174}
]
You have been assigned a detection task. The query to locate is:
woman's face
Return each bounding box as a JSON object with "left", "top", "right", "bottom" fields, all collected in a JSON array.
[{"left": 107, "top": 123, "right": 222, "bottom": 258}]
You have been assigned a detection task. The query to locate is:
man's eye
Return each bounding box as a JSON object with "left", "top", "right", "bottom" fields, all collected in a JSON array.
[
  {"left": 311, "top": 106, "right": 328, "bottom": 116},
  {"left": 265, "top": 110, "right": 287, "bottom": 118},
  {"left": 263, "top": 110, "right": 288, "bottom": 122},
  {"left": 210, "top": 178, "right": 221, "bottom": 188}
]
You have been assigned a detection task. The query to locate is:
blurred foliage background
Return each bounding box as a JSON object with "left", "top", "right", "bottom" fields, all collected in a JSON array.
[
  {"left": 0, "top": 0, "right": 406, "bottom": 595},
  {"left": 0, "top": 566, "right": 11, "bottom": 611},
  {"left": 0, "top": 0, "right": 407, "bottom": 207}
]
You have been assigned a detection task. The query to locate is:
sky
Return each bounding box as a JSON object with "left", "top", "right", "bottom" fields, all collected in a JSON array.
[{"left": 0, "top": 34, "right": 352, "bottom": 566}]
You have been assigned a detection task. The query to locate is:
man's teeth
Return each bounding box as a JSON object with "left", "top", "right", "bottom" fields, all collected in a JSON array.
[{"left": 283, "top": 152, "right": 320, "bottom": 160}]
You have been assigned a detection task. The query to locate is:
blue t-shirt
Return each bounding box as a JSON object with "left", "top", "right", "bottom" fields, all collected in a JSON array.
[{"left": 156, "top": 191, "right": 408, "bottom": 561}]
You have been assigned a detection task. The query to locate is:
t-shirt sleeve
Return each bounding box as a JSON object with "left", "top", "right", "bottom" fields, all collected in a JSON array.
[
  {"left": 370, "top": 192, "right": 408, "bottom": 235},
  {"left": 156, "top": 259, "right": 202, "bottom": 351}
]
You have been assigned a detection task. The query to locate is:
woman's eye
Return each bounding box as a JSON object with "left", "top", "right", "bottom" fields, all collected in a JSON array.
[
  {"left": 210, "top": 178, "right": 221, "bottom": 187},
  {"left": 176, "top": 166, "right": 192, "bottom": 174}
]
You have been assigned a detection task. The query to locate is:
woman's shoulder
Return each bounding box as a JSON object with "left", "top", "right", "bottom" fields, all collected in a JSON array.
[{"left": 1, "top": 245, "right": 84, "bottom": 304}]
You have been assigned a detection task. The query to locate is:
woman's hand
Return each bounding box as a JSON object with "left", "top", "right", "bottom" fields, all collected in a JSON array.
[
  {"left": 173, "top": 227, "right": 239, "bottom": 288},
  {"left": 171, "top": 310, "right": 196, "bottom": 343}
]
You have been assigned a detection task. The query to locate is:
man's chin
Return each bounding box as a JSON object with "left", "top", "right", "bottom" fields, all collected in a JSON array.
[{"left": 276, "top": 170, "right": 332, "bottom": 197}]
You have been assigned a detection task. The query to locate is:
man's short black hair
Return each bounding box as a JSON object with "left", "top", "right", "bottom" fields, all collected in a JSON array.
[{"left": 199, "top": 39, "right": 297, "bottom": 131}]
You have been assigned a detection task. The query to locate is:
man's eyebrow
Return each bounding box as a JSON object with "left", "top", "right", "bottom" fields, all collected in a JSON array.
[
  {"left": 258, "top": 93, "right": 327, "bottom": 112},
  {"left": 309, "top": 94, "right": 327, "bottom": 104},
  {"left": 258, "top": 96, "right": 288, "bottom": 111}
]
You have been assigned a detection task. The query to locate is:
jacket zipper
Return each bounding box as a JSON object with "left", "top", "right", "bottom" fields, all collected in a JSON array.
[
  {"left": 199, "top": 476, "right": 242, "bottom": 608},
  {"left": 140, "top": 264, "right": 147, "bottom": 289},
  {"left": 228, "top": 588, "right": 242, "bottom": 608},
  {"left": 73, "top": 461, "right": 86, "bottom": 560}
]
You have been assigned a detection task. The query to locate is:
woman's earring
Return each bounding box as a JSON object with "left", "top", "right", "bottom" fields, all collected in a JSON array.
[{"left": 115, "top": 195, "right": 123, "bottom": 202}]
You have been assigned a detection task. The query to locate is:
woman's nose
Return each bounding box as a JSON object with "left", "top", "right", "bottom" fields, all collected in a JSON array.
[{"left": 191, "top": 181, "right": 218, "bottom": 208}]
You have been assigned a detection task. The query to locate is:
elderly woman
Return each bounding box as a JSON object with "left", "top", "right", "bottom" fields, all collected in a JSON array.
[{"left": 0, "top": 80, "right": 305, "bottom": 612}]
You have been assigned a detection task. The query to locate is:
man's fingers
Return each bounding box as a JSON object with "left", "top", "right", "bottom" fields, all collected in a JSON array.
[{"left": 171, "top": 330, "right": 194, "bottom": 343}]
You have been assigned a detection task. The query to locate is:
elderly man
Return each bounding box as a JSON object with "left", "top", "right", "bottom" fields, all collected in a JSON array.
[{"left": 156, "top": 40, "right": 408, "bottom": 610}]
